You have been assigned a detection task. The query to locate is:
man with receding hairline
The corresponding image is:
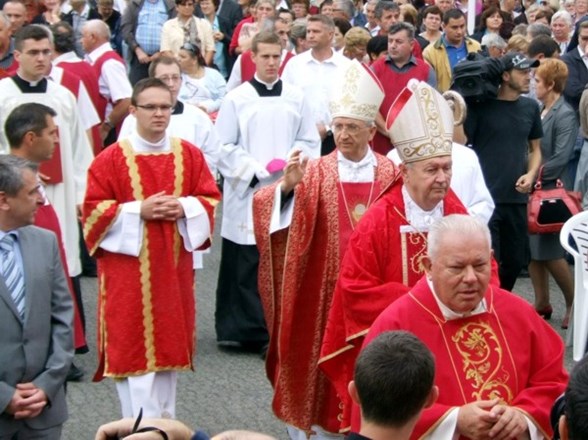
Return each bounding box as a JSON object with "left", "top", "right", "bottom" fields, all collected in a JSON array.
[
  {"left": 82, "top": 18, "right": 131, "bottom": 146},
  {"left": 281, "top": 14, "right": 351, "bottom": 155},
  {"left": 361, "top": 214, "right": 567, "bottom": 439},
  {"left": 2, "top": 0, "right": 26, "bottom": 34},
  {"left": 0, "top": 154, "right": 73, "bottom": 439}
]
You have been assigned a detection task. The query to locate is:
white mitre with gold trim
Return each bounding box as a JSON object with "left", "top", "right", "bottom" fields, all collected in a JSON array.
[
  {"left": 386, "top": 79, "right": 453, "bottom": 164},
  {"left": 328, "top": 59, "right": 385, "bottom": 122}
]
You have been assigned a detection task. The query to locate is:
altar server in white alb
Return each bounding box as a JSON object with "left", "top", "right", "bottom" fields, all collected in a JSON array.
[
  {"left": 0, "top": 25, "right": 93, "bottom": 280},
  {"left": 214, "top": 30, "right": 320, "bottom": 352}
]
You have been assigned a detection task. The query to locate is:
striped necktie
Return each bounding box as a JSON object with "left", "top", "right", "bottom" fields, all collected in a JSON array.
[{"left": 0, "top": 234, "right": 25, "bottom": 320}]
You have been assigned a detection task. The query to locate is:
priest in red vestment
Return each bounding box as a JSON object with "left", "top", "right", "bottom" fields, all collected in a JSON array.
[
  {"left": 319, "top": 80, "right": 499, "bottom": 432},
  {"left": 82, "top": 78, "right": 220, "bottom": 418},
  {"left": 359, "top": 214, "right": 568, "bottom": 439},
  {"left": 253, "top": 60, "right": 398, "bottom": 439}
]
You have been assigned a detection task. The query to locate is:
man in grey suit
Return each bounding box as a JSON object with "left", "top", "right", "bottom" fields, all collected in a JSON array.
[{"left": 0, "top": 155, "right": 74, "bottom": 439}]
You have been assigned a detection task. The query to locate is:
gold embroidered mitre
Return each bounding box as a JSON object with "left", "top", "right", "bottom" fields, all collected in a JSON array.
[
  {"left": 386, "top": 79, "right": 453, "bottom": 164},
  {"left": 328, "top": 59, "right": 385, "bottom": 122}
]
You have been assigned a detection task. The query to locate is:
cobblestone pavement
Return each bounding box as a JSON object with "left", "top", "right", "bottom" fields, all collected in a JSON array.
[{"left": 62, "top": 218, "right": 575, "bottom": 439}]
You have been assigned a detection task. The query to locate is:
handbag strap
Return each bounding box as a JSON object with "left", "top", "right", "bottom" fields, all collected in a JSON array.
[
  {"left": 534, "top": 166, "right": 544, "bottom": 190},
  {"left": 533, "top": 165, "right": 565, "bottom": 190}
]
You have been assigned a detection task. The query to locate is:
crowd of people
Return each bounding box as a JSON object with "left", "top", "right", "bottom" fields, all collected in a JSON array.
[{"left": 0, "top": 0, "right": 586, "bottom": 437}]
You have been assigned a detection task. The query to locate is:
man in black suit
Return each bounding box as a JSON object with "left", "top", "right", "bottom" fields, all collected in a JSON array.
[
  {"left": 562, "top": 20, "right": 588, "bottom": 113},
  {"left": 0, "top": 155, "right": 74, "bottom": 439},
  {"left": 217, "top": 0, "right": 242, "bottom": 36}
]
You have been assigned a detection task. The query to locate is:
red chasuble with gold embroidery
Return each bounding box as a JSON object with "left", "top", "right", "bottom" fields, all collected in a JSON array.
[
  {"left": 359, "top": 276, "right": 568, "bottom": 439},
  {"left": 83, "top": 138, "right": 220, "bottom": 380},
  {"left": 319, "top": 179, "right": 472, "bottom": 432},
  {"left": 253, "top": 151, "right": 398, "bottom": 434}
]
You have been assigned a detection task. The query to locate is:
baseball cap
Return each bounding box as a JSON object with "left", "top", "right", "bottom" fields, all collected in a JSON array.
[{"left": 502, "top": 52, "right": 540, "bottom": 70}]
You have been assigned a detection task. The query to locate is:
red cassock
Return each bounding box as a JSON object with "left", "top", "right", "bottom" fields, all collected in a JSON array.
[
  {"left": 359, "top": 276, "right": 569, "bottom": 439},
  {"left": 35, "top": 204, "right": 87, "bottom": 350},
  {"left": 253, "top": 151, "right": 398, "bottom": 434},
  {"left": 82, "top": 138, "right": 220, "bottom": 380},
  {"left": 56, "top": 59, "right": 103, "bottom": 155},
  {"left": 318, "top": 179, "right": 500, "bottom": 432}
]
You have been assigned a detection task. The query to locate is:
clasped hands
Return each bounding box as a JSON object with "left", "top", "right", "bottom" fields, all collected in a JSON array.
[
  {"left": 457, "top": 399, "right": 530, "bottom": 440},
  {"left": 141, "top": 192, "right": 185, "bottom": 221},
  {"left": 6, "top": 383, "right": 48, "bottom": 420}
]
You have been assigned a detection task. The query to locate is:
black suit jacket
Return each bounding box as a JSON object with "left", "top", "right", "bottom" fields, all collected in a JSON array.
[
  {"left": 218, "top": 0, "right": 243, "bottom": 34},
  {"left": 561, "top": 48, "right": 588, "bottom": 114},
  {"left": 62, "top": 7, "right": 101, "bottom": 26}
]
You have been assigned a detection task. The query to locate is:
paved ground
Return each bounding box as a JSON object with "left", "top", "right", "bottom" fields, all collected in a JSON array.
[{"left": 62, "top": 216, "right": 576, "bottom": 439}]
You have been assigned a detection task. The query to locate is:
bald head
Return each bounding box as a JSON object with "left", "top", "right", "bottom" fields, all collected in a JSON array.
[
  {"left": 85, "top": 19, "right": 110, "bottom": 40},
  {"left": 81, "top": 19, "right": 110, "bottom": 53}
]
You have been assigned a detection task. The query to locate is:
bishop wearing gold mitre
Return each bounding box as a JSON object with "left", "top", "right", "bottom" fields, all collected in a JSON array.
[
  {"left": 319, "top": 80, "right": 500, "bottom": 433},
  {"left": 252, "top": 59, "right": 398, "bottom": 439}
]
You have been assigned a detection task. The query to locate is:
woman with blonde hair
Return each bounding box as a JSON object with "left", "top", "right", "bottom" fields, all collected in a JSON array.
[
  {"left": 529, "top": 58, "right": 576, "bottom": 329},
  {"left": 506, "top": 33, "right": 529, "bottom": 53},
  {"left": 342, "top": 26, "right": 371, "bottom": 62}
]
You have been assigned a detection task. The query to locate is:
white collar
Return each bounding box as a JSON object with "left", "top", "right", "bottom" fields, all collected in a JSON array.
[
  {"left": 427, "top": 277, "right": 487, "bottom": 320},
  {"left": 86, "top": 42, "right": 115, "bottom": 64},
  {"left": 337, "top": 148, "right": 376, "bottom": 168},
  {"left": 53, "top": 51, "right": 80, "bottom": 64},
  {"left": 253, "top": 73, "right": 279, "bottom": 90},
  {"left": 401, "top": 185, "right": 444, "bottom": 230},
  {"left": 129, "top": 132, "right": 170, "bottom": 152}
]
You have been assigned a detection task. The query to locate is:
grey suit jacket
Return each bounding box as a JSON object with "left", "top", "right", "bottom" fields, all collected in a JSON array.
[
  {"left": 540, "top": 95, "right": 578, "bottom": 189},
  {"left": 0, "top": 225, "right": 74, "bottom": 432}
]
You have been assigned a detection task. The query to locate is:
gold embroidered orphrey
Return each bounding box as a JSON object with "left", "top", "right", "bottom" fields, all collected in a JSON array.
[
  {"left": 329, "top": 63, "right": 379, "bottom": 121},
  {"left": 397, "top": 86, "right": 453, "bottom": 163},
  {"left": 451, "top": 321, "right": 514, "bottom": 403}
]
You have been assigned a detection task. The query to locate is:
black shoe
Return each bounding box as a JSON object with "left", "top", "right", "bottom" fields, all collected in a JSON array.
[
  {"left": 82, "top": 268, "right": 97, "bottom": 277},
  {"left": 66, "top": 363, "right": 84, "bottom": 382}
]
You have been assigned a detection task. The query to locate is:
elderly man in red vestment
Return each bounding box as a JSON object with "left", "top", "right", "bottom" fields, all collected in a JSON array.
[
  {"left": 319, "top": 80, "right": 494, "bottom": 432},
  {"left": 82, "top": 78, "right": 220, "bottom": 419},
  {"left": 253, "top": 60, "right": 398, "bottom": 440},
  {"left": 360, "top": 214, "right": 568, "bottom": 439}
]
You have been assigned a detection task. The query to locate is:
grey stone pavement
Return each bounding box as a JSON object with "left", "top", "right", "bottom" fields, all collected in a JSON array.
[{"left": 62, "top": 213, "right": 576, "bottom": 439}]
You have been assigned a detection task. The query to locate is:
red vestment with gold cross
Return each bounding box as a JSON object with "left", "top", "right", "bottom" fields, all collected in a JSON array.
[
  {"left": 82, "top": 138, "right": 220, "bottom": 380},
  {"left": 319, "top": 179, "right": 482, "bottom": 432},
  {"left": 253, "top": 151, "right": 399, "bottom": 434},
  {"left": 359, "top": 276, "right": 568, "bottom": 439}
]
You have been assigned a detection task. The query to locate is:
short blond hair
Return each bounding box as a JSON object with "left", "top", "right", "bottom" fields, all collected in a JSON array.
[
  {"left": 506, "top": 34, "right": 529, "bottom": 54},
  {"left": 343, "top": 26, "right": 371, "bottom": 49}
]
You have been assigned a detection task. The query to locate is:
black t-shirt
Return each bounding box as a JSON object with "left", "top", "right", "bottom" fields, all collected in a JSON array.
[{"left": 464, "top": 97, "right": 543, "bottom": 204}]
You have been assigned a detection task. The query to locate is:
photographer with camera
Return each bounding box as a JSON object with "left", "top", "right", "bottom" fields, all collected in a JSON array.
[{"left": 463, "top": 52, "right": 543, "bottom": 291}]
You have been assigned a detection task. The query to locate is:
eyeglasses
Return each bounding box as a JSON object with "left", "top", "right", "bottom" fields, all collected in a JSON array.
[
  {"left": 135, "top": 104, "right": 174, "bottom": 112},
  {"left": 157, "top": 75, "right": 182, "bottom": 83},
  {"left": 333, "top": 122, "right": 369, "bottom": 135}
]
